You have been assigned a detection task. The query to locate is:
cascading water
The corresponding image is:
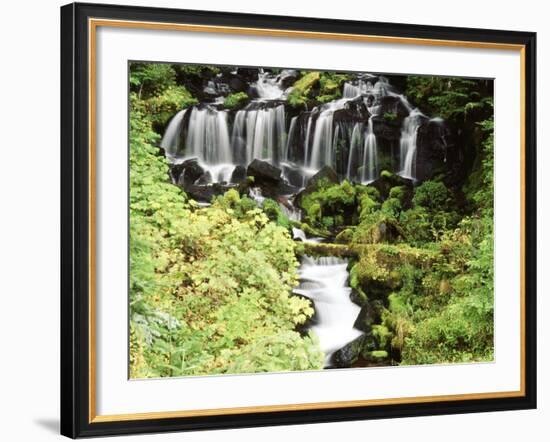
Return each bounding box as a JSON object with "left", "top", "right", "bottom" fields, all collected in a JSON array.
[
  {"left": 160, "top": 70, "right": 438, "bottom": 187},
  {"left": 399, "top": 109, "right": 424, "bottom": 180},
  {"left": 361, "top": 117, "right": 379, "bottom": 183},
  {"left": 295, "top": 256, "right": 363, "bottom": 366},
  {"left": 160, "top": 109, "right": 187, "bottom": 155},
  {"left": 232, "top": 104, "right": 287, "bottom": 164}
]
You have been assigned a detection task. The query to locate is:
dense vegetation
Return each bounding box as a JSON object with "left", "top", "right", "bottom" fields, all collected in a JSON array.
[
  {"left": 129, "top": 64, "right": 323, "bottom": 377},
  {"left": 129, "top": 63, "right": 494, "bottom": 376}
]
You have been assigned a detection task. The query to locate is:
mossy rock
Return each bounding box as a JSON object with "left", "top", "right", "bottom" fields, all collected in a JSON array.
[
  {"left": 364, "top": 350, "right": 389, "bottom": 362},
  {"left": 352, "top": 213, "right": 406, "bottom": 245},
  {"left": 335, "top": 227, "right": 355, "bottom": 244},
  {"left": 369, "top": 171, "right": 413, "bottom": 201}
]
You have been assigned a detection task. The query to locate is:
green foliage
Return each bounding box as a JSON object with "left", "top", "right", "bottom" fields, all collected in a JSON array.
[
  {"left": 130, "top": 62, "right": 177, "bottom": 98},
  {"left": 287, "top": 71, "right": 321, "bottom": 107},
  {"left": 381, "top": 197, "right": 402, "bottom": 217},
  {"left": 383, "top": 112, "right": 398, "bottom": 122},
  {"left": 129, "top": 68, "right": 323, "bottom": 378},
  {"left": 223, "top": 91, "right": 249, "bottom": 109},
  {"left": 412, "top": 180, "right": 451, "bottom": 210},
  {"left": 406, "top": 76, "right": 493, "bottom": 122},
  {"left": 300, "top": 180, "right": 356, "bottom": 229},
  {"left": 145, "top": 86, "right": 197, "bottom": 128},
  {"left": 262, "top": 199, "right": 291, "bottom": 229}
]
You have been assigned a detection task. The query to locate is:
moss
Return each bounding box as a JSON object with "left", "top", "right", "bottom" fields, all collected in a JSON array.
[
  {"left": 262, "top": 198, "right": 291, "bottom": 229},
  {"left": 389, "top": 186, "right": 406, "bottom": 201},
  {"left": 368, "top": 350, "right": 389, "bottom": 360},
  {"left": 380, "top": 170, "right": 393, "bottom": 179},
  {"left": 412, "top": 180, "right": 451, "bottom": 210},
  {"left": 300, "top": 180, "right": 357, "bottom": 230},
  {"left": 383, "top": 112, "right": 398, "bottom": 122},
  {"left": 335, "top": 228, "right": 355, "bottom": 243},
  {"left": 145, "top": 86, "right": 197, "bottom": 129},
  {"left": 223, "top": 91, "right": 249, "bottom": 109},
  {"left": 372, "top": 325, "right": 392, "bottom": 348},
  {"left": 358, "top": 193, "right": 380, "bottom": 221},
  {"left": 381, "top": 197, "right": 402, "bottom": 217},
  {"left": 302, "top": 242, "right": 355, "bottom": 258},
  {"left": 287, "top": 71, "right": 321, "bottom": 107}
]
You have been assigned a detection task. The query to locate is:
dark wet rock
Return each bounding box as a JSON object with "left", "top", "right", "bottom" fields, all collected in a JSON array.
[
  {"left": 353, "top": 302, "right": 383, "bottom": 333},
  {"left": 279, "top": 69, "right": 299, "bottom": 88},
  {"left": 195, "top": 171, "right": 212, "bottom": 185},
  {"left": 415, "top": 119, "right": 454, "bottom": 182},
  {"left": 371, "top": 116, "right": 402, "bottom": 141},
  {"left": 230, "top": 165, "right": 247, "bottom": 183},
  {"left": 368, "top": 171, "right": 413, "bottom": 200},
  {"left": 247, "top": 159, "right": 282, "bottom": 183},
  {"left": 307, "top": 165, "right": 339, "bottom": 189},
  {"left": 330, "top": 335, "right": 365, "bottom": 368},
  {"left": 169, "top": 158, "right": 203, "bottom": 186},
  {"left": 281, "top": 163, "right": 305, "bottom": 188},
  {"left": 184, "top": 183, "right": 232, "bottom": 202}
]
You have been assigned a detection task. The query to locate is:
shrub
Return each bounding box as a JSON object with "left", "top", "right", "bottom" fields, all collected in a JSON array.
[{"left": 223, "top": 92, "right": 249, "bottom": 109}]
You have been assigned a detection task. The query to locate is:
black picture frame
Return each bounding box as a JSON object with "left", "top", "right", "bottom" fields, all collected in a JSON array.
[{"left": 61, "top": 2, "right": 537, "bottom": 438}]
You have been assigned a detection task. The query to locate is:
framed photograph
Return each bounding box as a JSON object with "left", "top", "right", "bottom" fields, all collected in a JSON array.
[{"left": 60, "top": 2, "right": 537, "bottom": 438}]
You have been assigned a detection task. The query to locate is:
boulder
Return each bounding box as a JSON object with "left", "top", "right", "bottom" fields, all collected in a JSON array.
[
  {"left": 368, "top": 171, "right": 413, "bottom": 200},
  {"left": 246, "top": 159, "right": 282, "bottom": 183},
  {"left": 230, "top": 165, "right": 247, "bottom": 183},
  {"left": 330, "top": 335, "right": 365, "bottom": 368},
  {"left": 170, "top": 158, "right": 204, "bottom": 187},
  {"left": 185, "top": 183, "right": 232, "bottom": 202},
  {"left": 353, "top": 301, "right": 383, "bottom": 333},
  {"left": 306, "top": 165, "right": 339, "bottom": 190}
]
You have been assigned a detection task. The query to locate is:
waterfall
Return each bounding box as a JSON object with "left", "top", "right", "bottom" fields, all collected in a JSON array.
[
  {"left": 241, "top": 104, "right": 287, "bottom": 164},
  {"left": 253, "top": 68, "right": 286, "bottom": 100},
  {"left": 159, "top": 70, "right": 437, "bottom": 187},
  {"left": 361, "top": 117, "right": 378, "bottom": 183},
  {"left": 343, "top": 80, "right": 373, "bottom": 99},
  {"left": 309, "top": 110, "right": 335, "bottom": 169},
  {"left": 296, "top": 256, "right": 363, "bottom": 366},
  {"left": 186, "top": 107, "right": 232, "bottom": 164},
  {"left": 399, "top": 109, "right": 424, "bottom": 180},
  {"left": 160, "top": 109, "right": 187, "bottom": 155},
  {"left": 346, "top": 123, "right": 363, "bottom": 180},
  {"left": 285, "top": 116, "right": 298, "bottom": 162}
]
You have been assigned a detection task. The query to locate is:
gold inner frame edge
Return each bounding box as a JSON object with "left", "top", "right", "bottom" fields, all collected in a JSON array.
[{"left": 87, "top": 18, "right": 527, "bottom": 423}]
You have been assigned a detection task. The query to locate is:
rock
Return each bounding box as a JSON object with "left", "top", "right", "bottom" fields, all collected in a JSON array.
[
  {"left": 246, "top": 159, "right": 282, "bottom": 183},
  {"left": 195, "top": 171, "right": 212, "bottom": 185},
  {"left": 368, "top": 171, "right": 413, "bottom": 200},
  {"left": 184, "top": 184, "right": 229, "bottom": 202},
  {"left": 371, "top": 116, "right": 402, "bottom": 141},
  {"left": 330, "top": 335, "right": 365, "bottom": 368},
  {"left": 353, "top": 301, "right": 383, "bottom": 332},
  {"left": 170, "top": 158, "right": 204, "bottom": 187},
  {"left": 279, "top": 69, "right": 299, "bottom": 88},
  {"left": 230, "top": 165, "right": 247, "bottom": 183},
  {"left": 307, "top": 165, "right": 339, "bottom": 189},
  {"left": 415, "top": 118, "right": 454, "bottom": 182}
]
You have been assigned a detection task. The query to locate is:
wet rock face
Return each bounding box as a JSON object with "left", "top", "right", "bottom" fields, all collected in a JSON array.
[
  {"left": 330, "top": 335, "right": 365, "bottom": 368},
  {"left": 245, "top": 159, "right": 298, "bottom": 198},
  {"left": 170, "top": 158, "right": 205, "bottom": 187},
  {"left": 230, "top": 165, "right": 247, "bottom": 183},
  {"left": 246, "top": 159, "right": 282, "bottom": 183},
  {"left": 415, "top": 119, "right": 454, "bottom": 182},
  {"left": 184, "top": 183, "right": 233, "bottom": 202}
]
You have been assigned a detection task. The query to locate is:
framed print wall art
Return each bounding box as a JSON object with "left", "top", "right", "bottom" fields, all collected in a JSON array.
[{"left": 60, "top": 2, "right": 537, "bottom": 438}]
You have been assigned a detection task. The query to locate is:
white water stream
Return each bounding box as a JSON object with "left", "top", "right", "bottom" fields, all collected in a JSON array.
[{"left": 296, "top": 256, "right": 363, "bottom": 366}]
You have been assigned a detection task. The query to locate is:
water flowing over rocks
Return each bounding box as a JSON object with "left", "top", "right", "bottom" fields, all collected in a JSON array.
[{"left": 160, "top": 69, "right": 458, "bottom": 203}]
